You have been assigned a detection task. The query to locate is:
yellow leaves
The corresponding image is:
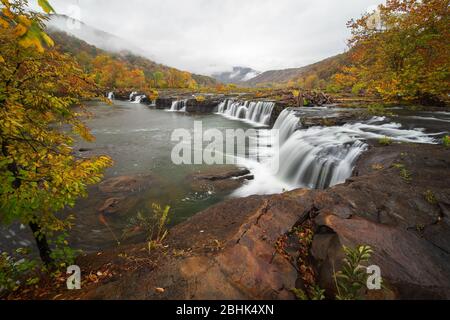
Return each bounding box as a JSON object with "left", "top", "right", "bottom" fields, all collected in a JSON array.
[
  {"left": 13, "top": 23, "right": 27, "bottom": 37},
  {"left": 18, "top": 34, "right": 41, "bottom": 53},
  {"left": 17, "top": 15, "right": 32, "bottom": 27},
  {"left": 41, "top": 33, "right": 54, "bottom": 47},
  {"left": 1, "top": 3, "right": 55, "bottom": 53},
  {"left": 1, "top": 7, "right": 13, "bottom": 19},
  {"left": 195, "top": 95, "right": 205, "bottom": 102},
  {"left": 0, "top": 0, "right": 112, "bottom": 235},
  {"left": 0, "top": 17, "right": 9, "bottom": 28}
]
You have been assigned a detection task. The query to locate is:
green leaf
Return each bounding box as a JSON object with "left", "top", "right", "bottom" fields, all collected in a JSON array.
[{"left": 38, "top": 0, "right": 55, "bottom": 13}]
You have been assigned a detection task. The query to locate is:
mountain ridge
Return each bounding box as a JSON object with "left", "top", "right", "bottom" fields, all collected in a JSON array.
[{"left": 243, "top": 53, "right": 350, "bottom": 87}]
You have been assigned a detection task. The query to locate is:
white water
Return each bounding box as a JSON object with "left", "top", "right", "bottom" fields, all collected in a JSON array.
[
  {"left": 131, "top": 94, "right": 146, "bottom": 104},
  {"left": 169, "top": 99, "right": 188, "bottom": 112},
  {"left": 217, "top": 99, "right": 275, "bottom": 126},
  {"left": 107, "top": 91, "right": 114, "bottom": 100},
  {"left": 233, "top": 111, "right": 437, "bottom": 196},
  {"left": 129, "top": 91, "right": 138, "bottom": 101}
]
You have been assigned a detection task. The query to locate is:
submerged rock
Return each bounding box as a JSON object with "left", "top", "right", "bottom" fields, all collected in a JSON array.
[{"left": 98, "top": 174, "right": 154, "bottom": 194}]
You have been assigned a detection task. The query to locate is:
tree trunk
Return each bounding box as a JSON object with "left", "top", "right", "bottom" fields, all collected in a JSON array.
[
  {"left": 29, "top": 221, "right": 53, "bottom": 266},
  {"left": 297, "top": 92, "right": 304, "bottom": 107}
]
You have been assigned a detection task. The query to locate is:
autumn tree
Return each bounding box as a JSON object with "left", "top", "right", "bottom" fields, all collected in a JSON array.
[
  {"left": 0, "top": 0, "right": 112, "bottom": 266},
  {"left": 347, "top": 0, "right": 450, "bottom": 104}
]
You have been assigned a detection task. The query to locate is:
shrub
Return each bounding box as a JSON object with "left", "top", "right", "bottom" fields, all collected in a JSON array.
[
  {"left": 0, "top": 249, "right": 39, "bottom": 294},
  {"left": 424, "top": 190, "right": 437, "bottom": 205},
  {"left": 378, "top": 136, "right": 392, "bottom": 146},
  {"left": 124, "top": 203, "right": 171, "bottom": 252},
  {"left": 334, "top": 245, "right": 375, "bottom": 300}
]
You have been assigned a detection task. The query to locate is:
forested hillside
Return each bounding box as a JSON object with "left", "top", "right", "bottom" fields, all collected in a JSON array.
[
  {"left": 245, "top": 0, "right": 449, "bottom": 105},
  {"left": 244, "top": 53, "right": 350, "bottom": 89},
  {"left": 48, "top": 30, "right": 216, "bottom": 94}
]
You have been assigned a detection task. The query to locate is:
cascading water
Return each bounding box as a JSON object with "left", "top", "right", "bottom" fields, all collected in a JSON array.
[
  {"left": 272, "top": 109, "right": 301, "bottom": 145},
  {"left": 129, "top": 91, "right": 138, "bottom": 101},
  {"left": 131, "top": 94, "right": 146, "bottom": 104},
  {"left": 169, "top": 99, "right": 188, "bottom": 112},
  {"left": 107, "top": 91, "right": 114, "bottom": 100},
  {"left": 233, "top": 110, "right": 437, "bottom": 196},
  {"left": 216, "top": 99, "right": 275, "bottom": 126}
]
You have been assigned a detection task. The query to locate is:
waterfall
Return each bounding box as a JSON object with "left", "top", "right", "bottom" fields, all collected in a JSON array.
[
  {"left": 233, "top": 113, "right": 437, "bottom": 196},
  {"left": 131, "top": 94, "right": 146, "bottom": 104},
  {"left": 107, "top": 91, "right": 114, "bottom": 100},
  {"left": 169, "top": 99, "right": 188, "bottom": 112},
  {"left": 216, "top": 99, "right": 275, "bottom": 126},
  {"left": 272, "top": 108, "right": 301, "bottom": 145},
  {"left": 129, "top": 91, "right": 138, "bottom": 101},
  {"left": 275, "top": 127, "right": 368, "bottom": 189}
]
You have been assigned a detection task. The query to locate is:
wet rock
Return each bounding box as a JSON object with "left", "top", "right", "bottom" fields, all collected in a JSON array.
[
  {"left": 187, "top": 167, "right": 253, "bottom": 192},
  {"left": 98, "top": 197, "right": 125, "bottom": 214},
  {"left": 155, "top": 97, "right": 173, "bottom": 109},
  {"left": 185, "top": 98, "right": 221, "bottom": 113},
  {"left": 98, "top": 174, "right": 154, "bottom": 194}
]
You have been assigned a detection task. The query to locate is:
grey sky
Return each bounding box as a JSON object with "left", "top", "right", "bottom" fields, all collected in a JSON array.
[{"left": 32, "top": 0, "right": 384, "bottom": 75}]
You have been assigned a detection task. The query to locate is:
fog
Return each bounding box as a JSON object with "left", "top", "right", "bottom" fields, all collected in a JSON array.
[{"left": 31, "top": 0, "right": 384, "bottom": 75}]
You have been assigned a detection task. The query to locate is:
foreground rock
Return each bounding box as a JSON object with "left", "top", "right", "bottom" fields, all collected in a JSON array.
[{"left": 17, "top": 144, "right": 449, "bottom": 300}]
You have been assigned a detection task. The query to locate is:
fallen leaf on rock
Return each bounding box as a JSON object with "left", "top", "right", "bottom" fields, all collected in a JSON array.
[
  {"left": 88, "top": 273, "right": 99, "bottom": 283},
  {"left": 155, "top": 287, "right": 165, "bottom": 293}
]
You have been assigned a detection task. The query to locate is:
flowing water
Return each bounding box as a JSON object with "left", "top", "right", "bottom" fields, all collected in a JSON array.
[
  {"left": 0, "top": 99, "right": 447, "bottom": 254},
  {"left": 169, "top": 99, "right": 188, "bottom": 112},
  {"left": 231, "top": 107, "right": 445, "bottom": 196},
  {"left": 217, "top": 99, "right": 275, "bottom": 126}
]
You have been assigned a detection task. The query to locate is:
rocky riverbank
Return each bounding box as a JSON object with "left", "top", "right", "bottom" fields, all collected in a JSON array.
[{"left": 14, "top": 142, "right": 448, "bottom": 300}]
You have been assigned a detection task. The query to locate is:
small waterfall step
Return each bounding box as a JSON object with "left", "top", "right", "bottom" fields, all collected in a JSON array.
[{"left": 217, "top": 99, "right": 275, "bottom": 126}]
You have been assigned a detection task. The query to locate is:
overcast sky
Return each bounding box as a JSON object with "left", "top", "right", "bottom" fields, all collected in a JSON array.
[{"left": 32, "top": 0, "right": 384, "bottom": 75}]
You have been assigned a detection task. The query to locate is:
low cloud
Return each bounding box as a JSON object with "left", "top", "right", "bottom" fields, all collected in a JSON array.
[{"left": 31, "top": 0, "right": 384, "bottom": 75}]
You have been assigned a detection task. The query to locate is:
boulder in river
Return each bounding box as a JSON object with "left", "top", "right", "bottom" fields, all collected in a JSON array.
[{"left": 187, "top": 166, "right": 253, "bottom": 192}]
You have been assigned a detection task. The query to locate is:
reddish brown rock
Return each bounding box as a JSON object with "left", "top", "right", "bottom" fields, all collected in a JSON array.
[
  {"left": 31, "top": 144, "right": 449, "bottom": 300},
  {"left": 98, "top": 174, "right": 154, "bottom": 194},
  {"left": 97, "top": 197, "right": 125, "bottom": 214}
]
